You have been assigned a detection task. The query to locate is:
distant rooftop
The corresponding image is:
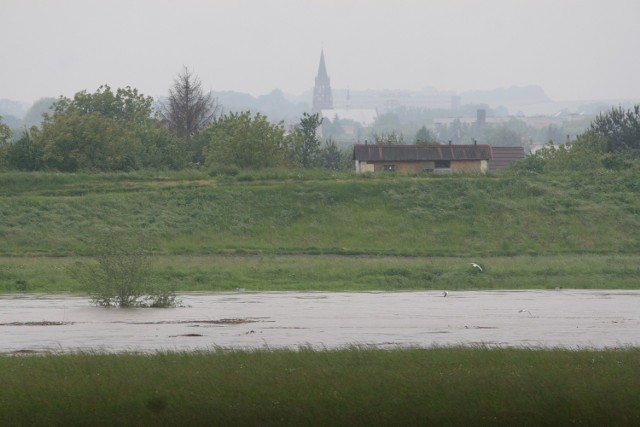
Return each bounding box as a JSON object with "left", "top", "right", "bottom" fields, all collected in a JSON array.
[
  {"left": 321, "top": 108, "right": 377, "bottom": 126},
  {"left": 487, "top": 146, "right": 526, "bottom": 170},
  {"left": 353, "top": 143, "right": 492, "bottom": 162}
]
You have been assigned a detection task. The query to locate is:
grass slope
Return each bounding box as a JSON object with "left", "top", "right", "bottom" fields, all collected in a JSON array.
[{"left": 1, "top": 169, "right": 639, "bottom": 292}]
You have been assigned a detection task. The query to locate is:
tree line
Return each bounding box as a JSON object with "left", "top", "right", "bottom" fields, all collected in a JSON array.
[
  {"left": 2, "top": 66, "right": 639, "bottom": 174},
  {"left": 321, "top": 104, "right": 592, "bottom": 151},
  {"left": 0, "top": 68, "right": 349, "bottom": 172},
  {"left": 514, "top": 105, "right": 640, "bottom": 173}
]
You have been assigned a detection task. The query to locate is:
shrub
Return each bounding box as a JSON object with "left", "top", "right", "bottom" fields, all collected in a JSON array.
[
  {"left": 73, "top": 232, "right": 178, "bottom": 307},
  {"left": 207, "top": 164, "right": 239, "bottom": 177}
]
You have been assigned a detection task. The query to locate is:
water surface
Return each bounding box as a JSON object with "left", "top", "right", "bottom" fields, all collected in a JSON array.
[{"left": 2, "top": 290, "right": 639, "bottom": 354}]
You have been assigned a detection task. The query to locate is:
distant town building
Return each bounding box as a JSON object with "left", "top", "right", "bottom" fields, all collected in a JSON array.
[
  {"left": 487, "top": 147, "right": 526, "bottom": 170},
  {"left": 353, "top": 143, "right": 492, "bottom": 173},
  {"left": 320, "top": 108, "right": 378, "bottom": 127},
  {"left": 451, "top": 95, "right": 461, "bottom": 110},
  {"left": 312, "top": 50, "right": 333, "bottom": 113},
  {"left": 476, "top": 109, "right": 487, "bottom": 127},
  {"left": 353, "top": 143, "right": 525, "bottom": 173}
]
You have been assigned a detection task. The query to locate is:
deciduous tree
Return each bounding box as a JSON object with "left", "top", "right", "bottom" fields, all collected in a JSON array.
[
  {"left": 414, "top": 125, "right": 437, "bottom": 144},
  {"left": 6, "top": 129, "right": 44, "bottom": 171},
  {"left": 202, "top": 111, "right": 288, "bottom": 169},
  {"left": 39, "top": 110, "right": 137, "bottom": 171},
  {"left": 158, "top": 67, "right": 220, "bottom": 139},
  {"left": 32, "top": 85, "right": 175, "bottom": 171},
  {"left": 52, "top": 85, "right": 153, "bottom": 123},
  {"left": 318, "top": 138, "right": 344, "bottom": 170},
  {"left": 0, "top": 115, "right": 12, "bottom": 144},
  {"left": 289, "top": 112, "right": 323, "bottom": 167},
  {"left": 590, "top": 105, "right": 640, "bottom": 157},
  {"left": 22, "top": 98, "right": 56, "bottom": 128}
]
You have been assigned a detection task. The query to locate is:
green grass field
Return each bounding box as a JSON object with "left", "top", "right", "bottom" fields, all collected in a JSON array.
[
  {"left": 2, "top": 253, "right": 640, "bottom": 293},
  {"left": 1, "top": 169, "right": 639, "bottom": 293},
  {"left": 2, "top": 347, "right": 639, "bottom": 426},
  {"left": 2, "top": 170, "right": 639, "bottom": 425}
]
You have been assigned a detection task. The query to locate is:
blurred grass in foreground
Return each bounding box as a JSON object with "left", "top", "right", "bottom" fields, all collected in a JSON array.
[{"left": 1, "top": 346, "right": 638, "bottom": 426}]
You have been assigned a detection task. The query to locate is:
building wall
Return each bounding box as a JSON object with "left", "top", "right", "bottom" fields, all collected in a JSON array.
[
  {"left": 356, "top": 160, "right": 487, "bottom": 172},
  {"left": 451, "top": 160, "right": 487, "bottom": 172},
  {"left": 355, "top": 160, "right": 374, "bottom": 173},
  {"left": 356, "top": 160, "right": 485, "bottom": 173}
]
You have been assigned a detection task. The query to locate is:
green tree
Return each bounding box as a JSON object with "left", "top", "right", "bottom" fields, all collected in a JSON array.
[
  {"left": 480, "top": 118, "right": 530, "bottom": 147},
  {"left": 289, "top": 112, "right": 323, "bottom": 167},
  {"left": 34, "top": 85, "right": 165, "bottom": 171},
  {"left": 0, "top": 116, "right": 11, "bottom": 168},
  {"left": 22, "top": 97, "right": 57, "bottom": 128},
  {"left": 482, "top": 125, "right": 522, "bottom": 146},
  {"left": 414, "top": 125, "right": 437, "bottom": 144},
  {"left": 39, "top": 110, "right": 139, "bottom": 171},
  {"left": 0, "top": 115, "right": 12, "bottom": 144},
  {"left": 373, "top": 132, "right": 405, "bottom": 144},
  {"left": 511, "top": 150, "right": 546, "bottom": 173},
  {"left": 543, "top": 124, "right": 565, "bottom": 145},
  {"left": 202, "top": 111, "right": 288, "bottom": 169},
  {"left": 532, "top": 105, "right": 640, "bottom": 173},
  {"left": 6, "top": 128, "right": 44, "bottom": 171},
  {"left": 370, "top": 112, "right": 401, "bottom": 133},
  {"left": 52, "top": 85, "right": 153, "bottom": 123},
  {"left": 158, "top": 67, "right": 220, "bottom": 139},
  {"left": 436, "top": 118, "right": 470, "bottom": 144},
  {"left": 74, "top": 231, "right": 178, "bottom": 308},
  {"left": 318, "top": 138, "right": 343, "bottom": 170},
  {"left": 136, "top": 123, "right": 188, "bottom": 170},
  {"left": 367, "top": 112, "right": 408, "bottom": 144},
  {"left": 519, "top": 133, "right": 608, "bottom": 173},
  {"left": 321, "top": 116, "right": 347, "bottom": 141},
  {"left": 590, "top": 105, "right": 640, "bottom": 157}
]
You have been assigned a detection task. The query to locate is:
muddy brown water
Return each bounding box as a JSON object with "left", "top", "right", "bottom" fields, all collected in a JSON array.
[{"left": 1, "top": 290, "right": 639, "bottom": 354}]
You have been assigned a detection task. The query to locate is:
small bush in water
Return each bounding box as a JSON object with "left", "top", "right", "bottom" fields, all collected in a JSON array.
[{"left": 74, "top": 232, "right": 178, "bottom": 308}]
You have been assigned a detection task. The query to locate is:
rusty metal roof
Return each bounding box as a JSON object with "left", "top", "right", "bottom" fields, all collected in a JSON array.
[
  {"left": 353, "top": 144, "right": 492, "bottom": 161},
  {"left": 488, "top": 146, "right": 526, "bottom": 170}
]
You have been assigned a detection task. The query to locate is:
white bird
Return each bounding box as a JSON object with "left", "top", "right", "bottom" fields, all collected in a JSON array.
[
  {"left": 443, "top": 291, "right": 448, "bottom": 297},
  {"left": 470, "top": 263, "right": 483, "bottom": 272}
]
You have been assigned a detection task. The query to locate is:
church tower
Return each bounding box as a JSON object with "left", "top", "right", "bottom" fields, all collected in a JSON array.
[{"left": 312, "top": 50, "right": 333, "bottom": 113}]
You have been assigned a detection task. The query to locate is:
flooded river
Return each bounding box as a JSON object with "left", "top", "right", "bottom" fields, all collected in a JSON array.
[{"left": 1, "top": 290, "right": 639, "bottom": 354}]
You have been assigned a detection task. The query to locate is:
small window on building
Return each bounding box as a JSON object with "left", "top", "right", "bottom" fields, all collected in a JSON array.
[
  {"left": 383, "top": 164, "right": 396, "bottom": 171},
  {"left": 435, "top": 160, "right": 450, "bottom": 169}
]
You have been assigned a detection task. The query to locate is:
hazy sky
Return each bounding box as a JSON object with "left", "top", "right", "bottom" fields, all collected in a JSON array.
[{"left": 3, "top": 0, "right": 640, "bottom": 105}]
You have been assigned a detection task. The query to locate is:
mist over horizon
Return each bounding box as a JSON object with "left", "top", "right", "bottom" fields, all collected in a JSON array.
[{"left": 3, "top": 0, "right": 640, "bottom": 111}]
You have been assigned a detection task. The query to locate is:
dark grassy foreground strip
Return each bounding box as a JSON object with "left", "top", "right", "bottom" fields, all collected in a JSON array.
[{"left": 1, "top": 347, "right": 639, "bottom": 426}]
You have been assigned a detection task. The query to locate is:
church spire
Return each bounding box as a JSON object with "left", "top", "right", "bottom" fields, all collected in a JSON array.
[
  {"left": 312, "top": 49, "right": 333, "bottom": 113},
  {"left": 317, "top": 50, "right": 329, "bottom": 80}
]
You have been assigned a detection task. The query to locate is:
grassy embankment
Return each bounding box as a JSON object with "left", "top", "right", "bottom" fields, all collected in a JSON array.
[
  {"left": 2, "top": 170, "right": 639, "bottom": 425},
  {"left": 1, "top": 169, "right": 640, "bottom": 292},
  {"left": 1, "top": 347, "right": 638, "bottom": 426}
]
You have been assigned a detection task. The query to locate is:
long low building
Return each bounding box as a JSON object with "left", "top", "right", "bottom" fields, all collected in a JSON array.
[
  {"left": 353, "top": 144, "right": 524, "bottom": 173},
  {"left": 488, "top": 146, "right": 527, "bottom": 170},
  {"left": 353, "top": 143, "right": 491, "bottom": 173}
]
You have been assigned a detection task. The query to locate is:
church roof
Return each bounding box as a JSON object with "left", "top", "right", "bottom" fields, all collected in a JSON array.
[
  {"left": 317, "top": 50, "right": 329, "bottom": 80},
  {"left": 313, "top": 50, "right": 333, "bottom": 113}
]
